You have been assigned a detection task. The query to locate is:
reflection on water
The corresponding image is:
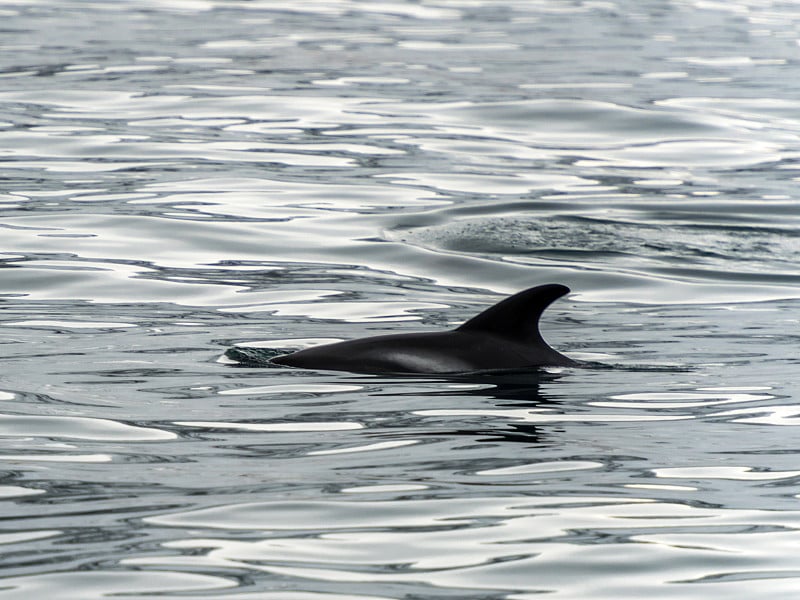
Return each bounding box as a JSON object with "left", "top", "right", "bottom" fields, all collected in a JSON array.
[
  {"left": 125, "top": 496, "right": 800, "bottom": 599},
  {"left": 2, "top": 0, "right": 800, "bottom": 598}
]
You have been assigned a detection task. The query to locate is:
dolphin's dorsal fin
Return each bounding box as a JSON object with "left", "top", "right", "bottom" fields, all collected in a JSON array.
[{"left": 456, "top": 284, "right": 570, "bottom": 344}]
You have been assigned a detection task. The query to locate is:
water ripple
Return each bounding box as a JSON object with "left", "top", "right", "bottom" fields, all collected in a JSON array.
[
  {"left": 0, "top": 414, "right": 175, "bottom": 441},
  {"left": 134, "top": 495, "right": 800, "bottom": 598}
]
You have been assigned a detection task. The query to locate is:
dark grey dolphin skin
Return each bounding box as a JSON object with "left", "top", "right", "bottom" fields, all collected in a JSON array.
[{"left": 271, "top": 284, "right": 578, "bottom": 374}]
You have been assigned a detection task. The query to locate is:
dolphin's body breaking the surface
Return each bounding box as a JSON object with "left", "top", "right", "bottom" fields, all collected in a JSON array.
[{"left": 270, "top": 284, "right": 578, "bottom": 374}]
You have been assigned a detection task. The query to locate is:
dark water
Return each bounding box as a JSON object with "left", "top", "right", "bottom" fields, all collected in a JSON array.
[{"left": 2, "top": 1, "right": 800, "bottom": 598}]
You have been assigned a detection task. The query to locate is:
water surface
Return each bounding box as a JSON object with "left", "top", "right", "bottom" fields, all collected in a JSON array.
[{"left": 2, "top": 1, "right": 800, "bottom": 598}]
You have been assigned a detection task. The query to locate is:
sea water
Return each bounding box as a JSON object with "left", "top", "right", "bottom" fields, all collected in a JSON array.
[{"left": 1, "top": 1, "right": 800, "bottom": 598}]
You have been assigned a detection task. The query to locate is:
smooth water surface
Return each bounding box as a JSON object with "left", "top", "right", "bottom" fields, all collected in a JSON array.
[{"left": 1, "top": 1, "right": 800, "bottom": 598}]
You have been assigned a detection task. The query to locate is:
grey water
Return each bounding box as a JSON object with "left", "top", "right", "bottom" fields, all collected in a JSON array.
[{"left": 1, "top": 0, "right": 800, "bottom": 598}]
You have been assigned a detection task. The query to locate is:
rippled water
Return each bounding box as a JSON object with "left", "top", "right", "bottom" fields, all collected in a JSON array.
[{"left": 2, "top": 1, "right": 800, "bottom": 598}]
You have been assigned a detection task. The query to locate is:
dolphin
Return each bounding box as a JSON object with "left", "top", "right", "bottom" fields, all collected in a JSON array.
[{"left": 269, "top": 284, "right": 578, "bottom": 374}]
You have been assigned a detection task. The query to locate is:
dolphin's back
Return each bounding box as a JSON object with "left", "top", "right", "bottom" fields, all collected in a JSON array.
[
  {"left": 269, "top": 284, "right": 577, "bottom": 374},
  {"left": 271, "top": 332, "right": 474, "bottom": 374}
]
